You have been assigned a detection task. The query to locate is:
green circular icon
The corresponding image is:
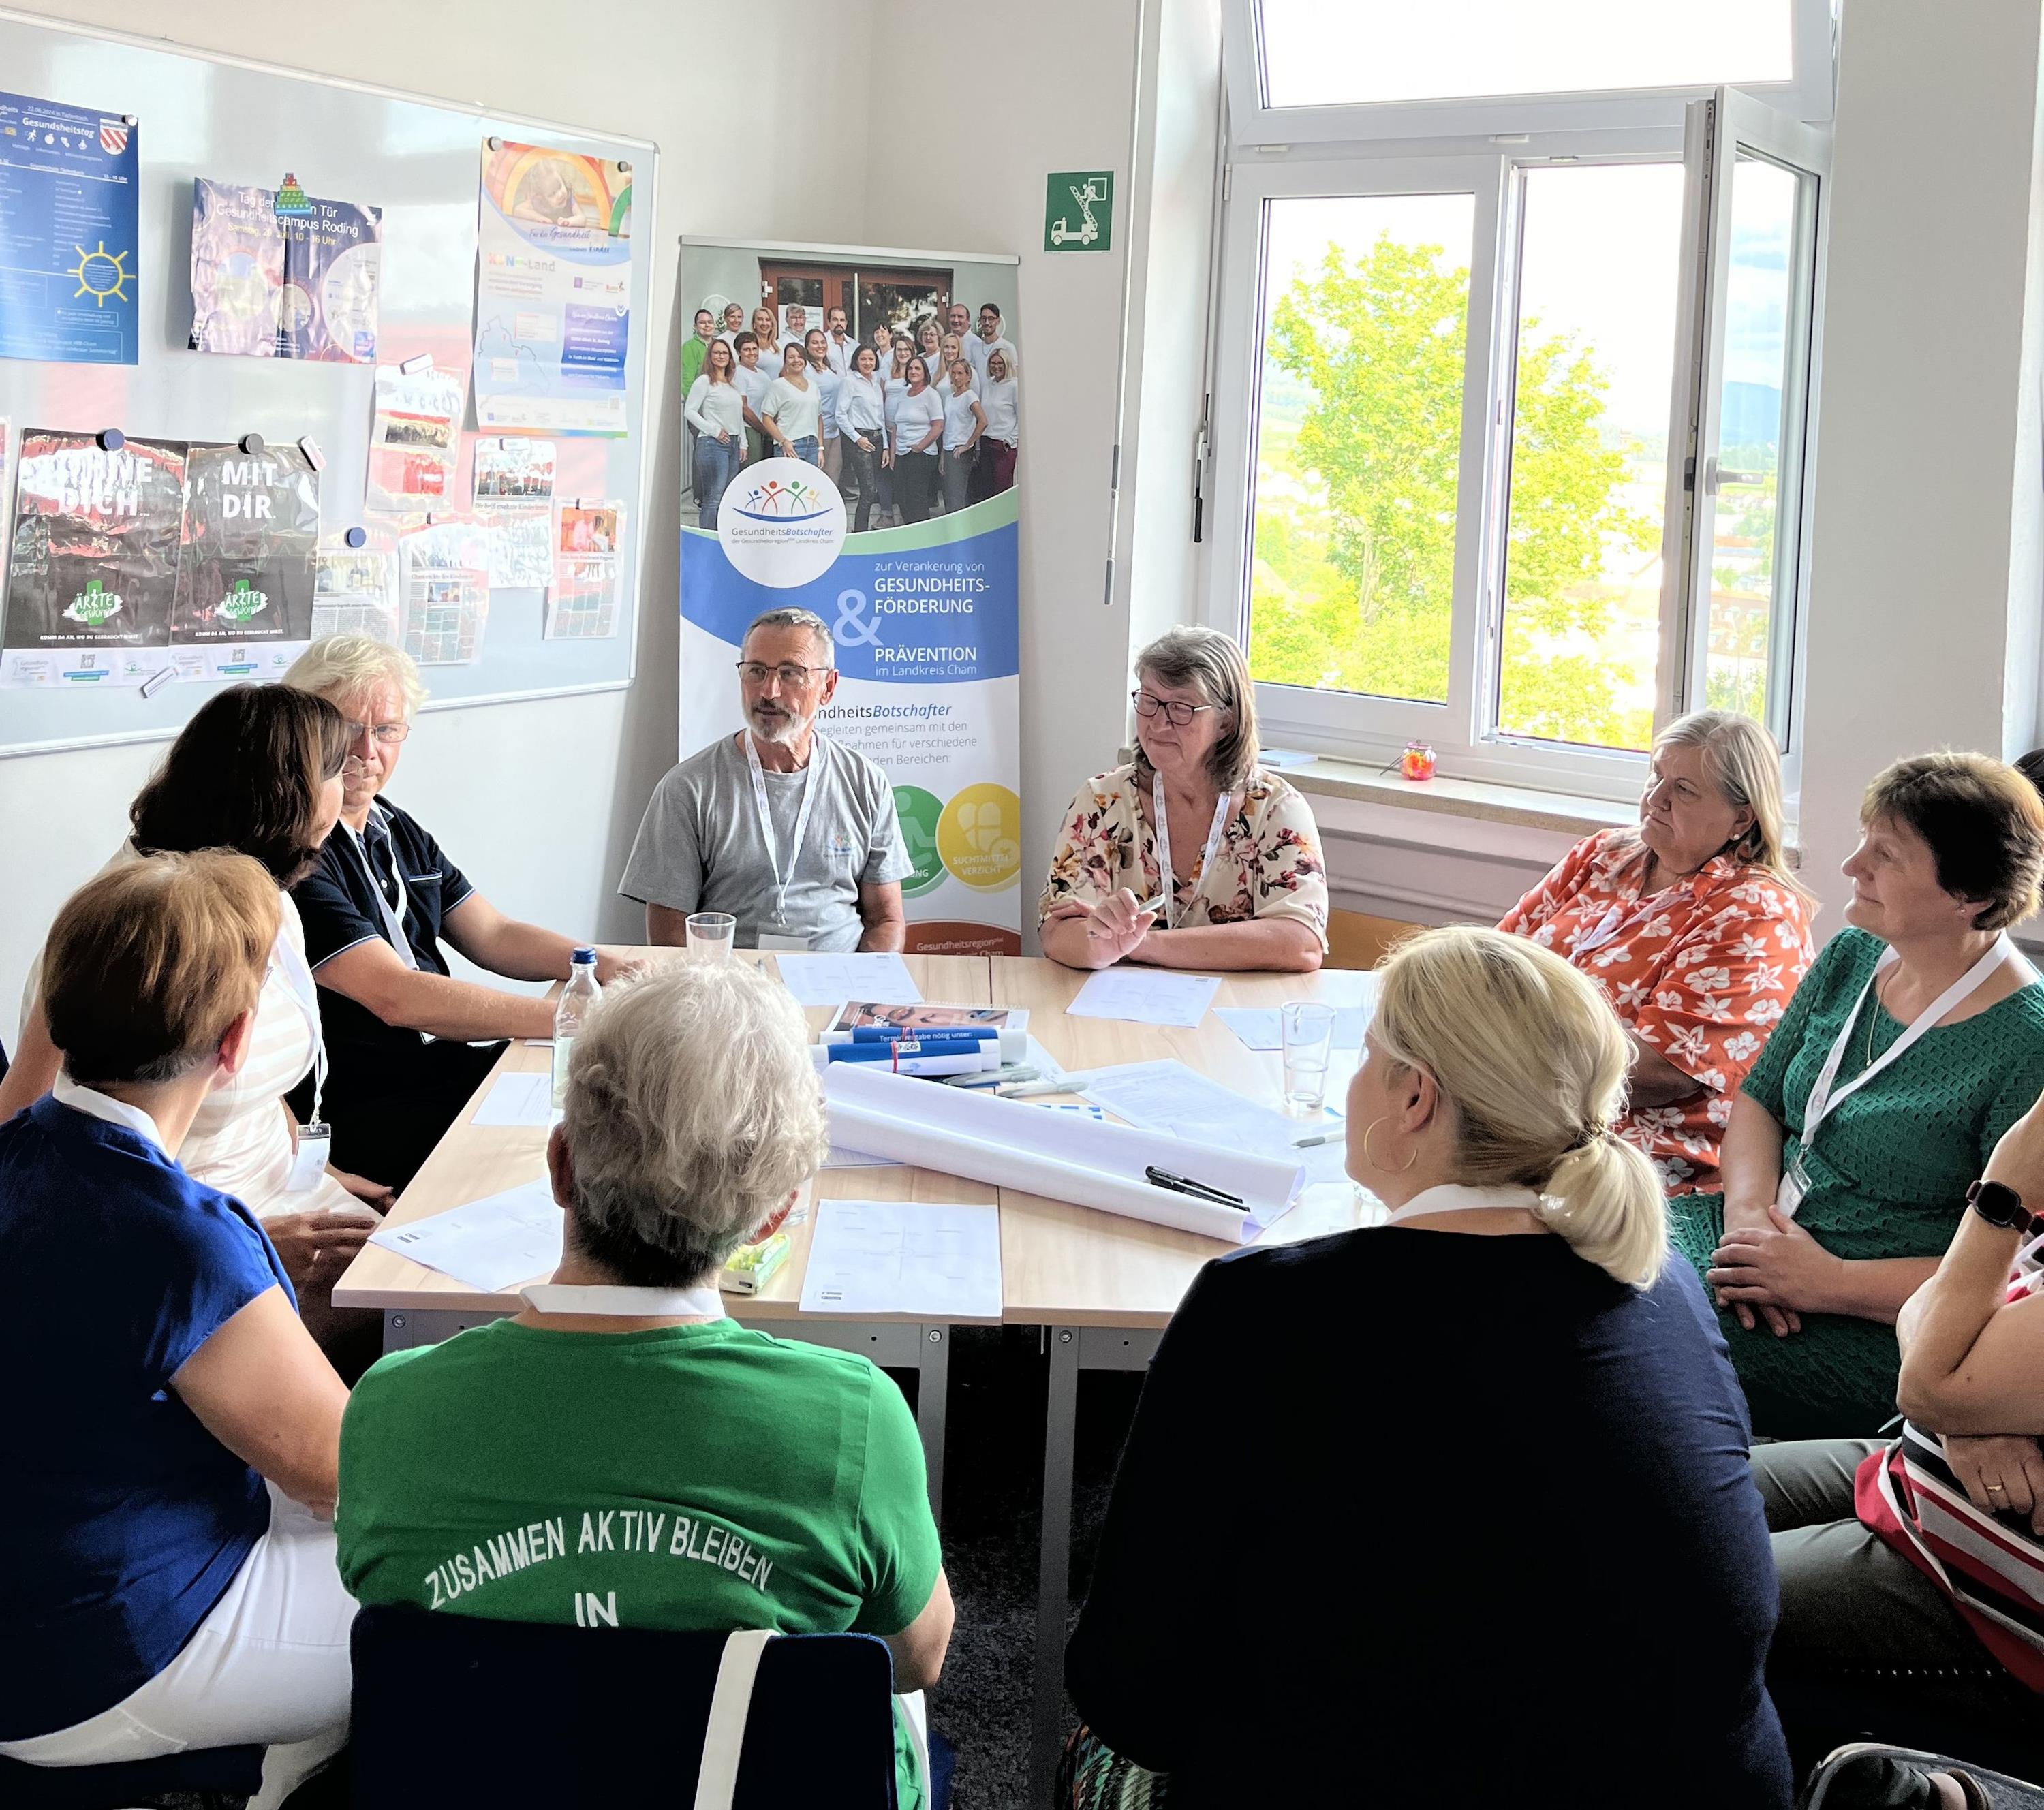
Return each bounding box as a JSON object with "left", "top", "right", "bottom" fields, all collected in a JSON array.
[{"left": 893, "top": 785, "right": 946, "bottom": 896}]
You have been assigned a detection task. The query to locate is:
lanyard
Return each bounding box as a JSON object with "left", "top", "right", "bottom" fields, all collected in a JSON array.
[
  {"left": 744, "top": 734, "right": 820, "bottom": 930},
  {"left": 1151, "top": 770, "right": 1235, "bottom": 930},
  {"left": 1803, "top": 935, "right": 2026, "bottom": 1142},
  {"left": 345, "top": 807, "right": 419, "bottom": 970},
  {"left": 270, "top": 919, "right": 327, "bottom": 1125},
  {"left": 521, "top": 1283, "right": 726, "bottom": 1320},
  {"left": 1384, "top": 1183, "right": 1543, "bottom": 1226}
]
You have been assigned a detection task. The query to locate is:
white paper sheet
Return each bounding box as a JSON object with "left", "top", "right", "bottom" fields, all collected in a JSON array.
[
  {"left": 1081, "top": 1060, "right": 1349, "bottom": 1188},
  {"left": 471, "top": 1071, "right": 559, "bottom": 1127},
  {"left": 773, "top": 952, "right": 923, "bottom": 1009},
  {"left": 1067, "top": 967, "right": 1222, "bottom": 1029},
  {"left": 1215, "top": 1003, "right": 1374, "bottom": 1053},
  {"left": 822, "top": 1063, "right": 1297, "bottom": 1240},
  {"left": 367, "top": 1178, "right": 563, "bottom": 1292},
  {"left": 822, "top": 1146, "right": 893, "bottom": 1169},
  {"left": 799, "top": 1198, "right": 1003, "bottom": 1320}
]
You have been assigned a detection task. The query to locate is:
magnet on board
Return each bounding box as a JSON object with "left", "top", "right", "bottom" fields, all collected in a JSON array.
[
  {"left": 399, "top": 353, "right": 433, "bottom": 375},
  {"left": 487, "top": 136, "right": 502, "bottom": 152},
  {"left": 344, "top": 526, "right": 368, "bottom": 550},
  {"left": 238, "top": 433, "right": 265, "bottom": 456},
  {"left": 97, "top": 428, "right": 124, "bottom": 452},
  {"left": 298, "top": 436, "right": 325, "bottom": 471},
  {"left": 139, "top": 666, "right": 176, "bottom": 699}
]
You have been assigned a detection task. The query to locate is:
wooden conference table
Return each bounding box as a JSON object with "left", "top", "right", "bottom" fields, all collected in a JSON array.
[{"left": 333, "top": 951, "right": 1372, "bottom": 1801}]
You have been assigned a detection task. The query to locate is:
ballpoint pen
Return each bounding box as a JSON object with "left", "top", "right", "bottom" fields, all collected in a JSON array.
[
  {"left": 1143, "top": 1164, "right": 1246, "bottom": 1208},
  {"left": 1292, "top": 1130, "right": 1343, "bottom": 1149}
]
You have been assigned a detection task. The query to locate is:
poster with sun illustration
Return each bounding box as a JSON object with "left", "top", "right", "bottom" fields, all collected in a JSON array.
[{"left": 0, "top": 89, "right": 138, "bottom": 366}]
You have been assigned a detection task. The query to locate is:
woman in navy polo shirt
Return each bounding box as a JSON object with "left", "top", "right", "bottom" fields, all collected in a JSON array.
[
  {"left": 282, "top": 636, "right": 636, "bottom": 1191},
  {"left": 0, "top": 853, "right": 354, "bottom": 1807}
]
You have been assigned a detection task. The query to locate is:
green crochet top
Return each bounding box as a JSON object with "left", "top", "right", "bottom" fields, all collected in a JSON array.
[{"left": 1669, "top": 928, "right": 2044, "bottom": 1437}]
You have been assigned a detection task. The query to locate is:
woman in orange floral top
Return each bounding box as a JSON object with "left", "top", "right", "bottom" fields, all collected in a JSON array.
[
  {"left": 1499, "top": 711, "right": 1815, "bottom": 1195},
  {"left": 1039, "top": 627, "right": 1328, "bottom": 973}
]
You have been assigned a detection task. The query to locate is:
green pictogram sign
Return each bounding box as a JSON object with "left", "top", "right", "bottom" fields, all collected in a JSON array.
[{"left": 1044, "top": 171, "right": 1113, "bottom": 253}]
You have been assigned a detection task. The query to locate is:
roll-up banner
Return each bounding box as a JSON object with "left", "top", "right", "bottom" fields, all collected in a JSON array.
[{"left": 677, "top": 240, "right": 1023, "bottom": 954}]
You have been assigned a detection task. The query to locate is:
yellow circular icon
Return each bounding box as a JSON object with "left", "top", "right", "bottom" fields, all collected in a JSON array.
[{"left": 935, "top": 783, "right": 1022, "bottom": 891}]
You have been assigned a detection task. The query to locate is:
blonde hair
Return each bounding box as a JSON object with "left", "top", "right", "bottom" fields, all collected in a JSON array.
[
  {"left": 559, "top": 963, "right": 828, "bottom": 1285},
  {"left": 1373, "top": 926, "right": 1666, "bottom": 1287},
  {"left": 1132, "top": 626, "right": 1262, "bottom": 792},
  {"left": 284, "top": 634, "right": 427, "bottom": 717},
  {"left": 1653, "top": 709, "right": 1808, "bottom": 902},
  {"left": 45, "top": 850, "right": 279, "bottom": 1087}
]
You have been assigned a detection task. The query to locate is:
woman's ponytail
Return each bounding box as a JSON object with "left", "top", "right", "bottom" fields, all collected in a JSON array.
[{"left": 1537, "top": 1131, "right": 1667, "bottom": 1287}]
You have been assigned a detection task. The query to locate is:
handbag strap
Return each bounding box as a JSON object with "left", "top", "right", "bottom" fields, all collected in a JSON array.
[{"left": 692, "top": 1629, "right": 773, "bottom": 1810}]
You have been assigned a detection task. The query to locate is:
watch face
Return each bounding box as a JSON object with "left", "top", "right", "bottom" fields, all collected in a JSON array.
[{"left": 1971, "top": 1180, "right": 2027, "bottom": 1227}]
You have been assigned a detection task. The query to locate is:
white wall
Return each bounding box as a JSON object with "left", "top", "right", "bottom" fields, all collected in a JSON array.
[
  {"left": 866, "top": 0, "right": 1144, "bottom": 950},
  {"left": 0, "top": 0, "right": 878, "bottom": 1037},
  {"left": 1795, "top": 0, "right": 2044, "bottom": 923}
]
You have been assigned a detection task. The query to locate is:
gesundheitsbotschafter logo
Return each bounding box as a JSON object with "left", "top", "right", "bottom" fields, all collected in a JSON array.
[{"left": 715, "top": 456, "right": 847, "bottom": 587}]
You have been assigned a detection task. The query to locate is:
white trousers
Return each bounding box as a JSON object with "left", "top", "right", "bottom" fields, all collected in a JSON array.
[{"left": 0, "top": 1485, "right": 356, "bottom": 1809}]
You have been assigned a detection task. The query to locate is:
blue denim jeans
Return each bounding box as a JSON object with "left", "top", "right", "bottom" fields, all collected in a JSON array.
[
  {"left": 693, "top": 434, "right": 742, "bottom": 528},
  {"left": 789, "top": 435, "right": 820, "bottom": 466}
]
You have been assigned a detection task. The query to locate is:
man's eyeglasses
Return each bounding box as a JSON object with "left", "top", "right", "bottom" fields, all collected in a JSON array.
[
  {"left": 344, "top": 721, "right": 410, "bottom": 745},
  {"left": 737, "top": 661, "right": 832, "bottom": 687},
  {"left": 1132, "top": 689, "right": 1221, "bottom": 728}
]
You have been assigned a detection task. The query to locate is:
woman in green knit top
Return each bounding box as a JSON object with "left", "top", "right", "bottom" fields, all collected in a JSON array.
[{"left": 1671, "top": 752, "right": 2044, "bottom": 1438}]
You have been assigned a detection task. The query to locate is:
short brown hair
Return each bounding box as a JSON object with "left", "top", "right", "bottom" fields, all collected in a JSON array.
[
  {"left": 1863, "top": 751, "right": 2044, "bottom": 930},
  {"left": 45, "top": 851, "right": 279, "bottom": 1087},
  {"left": 129, "top": 685, "right": 350, "bottom": 885},
  {"left": 1133, "top": 627, "right": 1262, "bottom": 792}
]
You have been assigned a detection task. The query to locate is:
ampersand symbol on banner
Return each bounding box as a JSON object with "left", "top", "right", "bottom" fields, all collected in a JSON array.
[{"left": 834, "top": 587, "right": 882, "bottom": 646}]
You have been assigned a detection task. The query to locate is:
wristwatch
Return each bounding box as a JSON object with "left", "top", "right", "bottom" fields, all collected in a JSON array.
[{"left": 1966, "top": 1179, "right": 2039, "bottom": 1236}]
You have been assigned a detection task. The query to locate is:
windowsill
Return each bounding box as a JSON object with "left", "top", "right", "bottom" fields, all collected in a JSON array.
[{"left": 1275, "top": 755, "right": 1635, "bottom": 838}]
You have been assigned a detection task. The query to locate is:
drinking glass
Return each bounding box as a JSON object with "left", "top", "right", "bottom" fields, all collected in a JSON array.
[
  {"left": 1282, "top": 1001, "right": 1336, "bottom": 1114},
  {"left": 685, "top": 912, "right": 737, "bottom": 963}
]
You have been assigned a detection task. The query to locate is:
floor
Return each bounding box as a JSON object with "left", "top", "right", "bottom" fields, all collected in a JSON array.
[{"left": 909, "top": 1327, "right": 1144, "bottom": 1810}]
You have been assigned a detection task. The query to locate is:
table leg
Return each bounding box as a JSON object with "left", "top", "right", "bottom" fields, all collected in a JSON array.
[
  {"left": 383, "top": 1307, "right": 509, "bottom": 1350},
  {"left": 916, "top": 1324, "right": 948, "bottom": 1519},
  {"left": 1029, "top": 1324, "right": 1082, "bottom": 1807}
]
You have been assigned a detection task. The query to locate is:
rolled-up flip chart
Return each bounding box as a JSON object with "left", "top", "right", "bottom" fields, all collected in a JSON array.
[{"left": 820, "top": 1063, "right": 1302, "bottom": 1242}]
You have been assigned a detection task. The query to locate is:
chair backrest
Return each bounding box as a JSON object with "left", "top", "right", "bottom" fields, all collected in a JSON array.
[{"left": 348, "top": 1604, "right": 899, "bottom": 1809}]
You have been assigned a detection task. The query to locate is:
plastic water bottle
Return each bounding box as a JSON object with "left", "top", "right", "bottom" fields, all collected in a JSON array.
[{"left": 551, "top": 948, "right": 602, "bottom": 1110}]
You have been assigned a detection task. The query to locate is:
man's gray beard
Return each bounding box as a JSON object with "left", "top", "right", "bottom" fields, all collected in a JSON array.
[{"left": 749, "top": 708, "right": 813, "bottom": 745}]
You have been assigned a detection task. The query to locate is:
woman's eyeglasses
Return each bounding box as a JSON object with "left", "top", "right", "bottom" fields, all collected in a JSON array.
[{"left": 1132, "top": 689, "right": 1220, "bottom": 728}]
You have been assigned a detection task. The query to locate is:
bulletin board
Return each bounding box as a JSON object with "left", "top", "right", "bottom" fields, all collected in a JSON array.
[{"left": 0, "top": 7, "right": 657, "bottom": 757}]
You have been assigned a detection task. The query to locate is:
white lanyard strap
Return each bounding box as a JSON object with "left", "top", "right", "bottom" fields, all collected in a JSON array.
[
  {"left": 347, "top": 809, "right": 419, "bottom": 970},
  {"left": 271, "top": 922, "right": 327, "bottom": 1125},
  {"left": 1803, "top": 935, "right": 2024, "bottom": 1138},
  {"left": 744, "top": 734, "right": 820, "bottom": 931},
  {"left": 1384, "top": 1183, "right": 1543, "bottom": 1226},
  {"left": 1151, "top": 770, "right": 1235, "bottom": 930},
  {"left": 521, "top": 1283, "right": 727, "bottom": 1319}
]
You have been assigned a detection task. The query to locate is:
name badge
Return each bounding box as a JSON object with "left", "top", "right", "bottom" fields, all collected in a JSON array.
[
  {"left": 285, "top": 1122, "right": 332, "bottom": 1193},
  {"left": 1776, "top": 1155, "right": 1808, "bottom": 1219},
  {"left": 758, "top": 933, "right": 810, "bottom": 952}
]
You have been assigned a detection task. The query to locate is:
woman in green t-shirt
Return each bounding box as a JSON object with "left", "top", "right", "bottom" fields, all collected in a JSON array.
[
  {"left": 335, "top": 963, "right": 954, "bottom": 1809},
  {"left": 1674, "top": 751, "right": 2044, "bottom": 1438}
]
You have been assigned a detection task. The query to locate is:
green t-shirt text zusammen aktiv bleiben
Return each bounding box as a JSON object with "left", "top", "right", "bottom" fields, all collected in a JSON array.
[{"left": 335, "top": 1315, "right": 942, "bottom": 1807}]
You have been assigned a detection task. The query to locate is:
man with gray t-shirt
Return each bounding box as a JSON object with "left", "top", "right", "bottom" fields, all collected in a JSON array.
[{"left": 620, "top": 607, "right": 911, "bottom": 952}]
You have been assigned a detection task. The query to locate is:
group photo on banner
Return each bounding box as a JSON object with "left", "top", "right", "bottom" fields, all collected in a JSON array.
[{"left": 676, "top": 239, "right": 1023, "bottom": 954}]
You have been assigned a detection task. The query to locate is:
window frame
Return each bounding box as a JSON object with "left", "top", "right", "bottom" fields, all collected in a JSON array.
[{"left": 1222, "top": 0, "right": 1836, "bottom": 147}]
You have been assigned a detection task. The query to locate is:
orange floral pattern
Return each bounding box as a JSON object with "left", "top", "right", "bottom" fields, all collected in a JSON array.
[{"left": 1499, "top": 828, "right": 1815, "bottom": 1194}]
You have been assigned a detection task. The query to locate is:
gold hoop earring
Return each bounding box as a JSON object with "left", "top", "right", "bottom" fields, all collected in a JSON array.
[{"left": 1363, "top": 1116, "right": 1418, "bottom": 1176}]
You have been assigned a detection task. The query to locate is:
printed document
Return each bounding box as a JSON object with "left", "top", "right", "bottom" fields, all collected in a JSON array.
[
  {"left": 366, "top": 1178, "right": 563, "bottom": 1292},
  {"left": 1067, "top": 967, "right": 1221, "bottom": 1029},
  {"left": 471, "top": 1071, "right": 558, "bottom": 1127},
  {"left": 799, "top": 1199, "right": 1002, "bottom": 1320},
  {"left": 773, "top": 952, "right": 923, "bottom": 1008}
]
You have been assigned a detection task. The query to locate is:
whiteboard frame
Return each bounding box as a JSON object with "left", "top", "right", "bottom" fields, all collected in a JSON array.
[{"left": 0, "top": 5, "right": 660, "bottom": 760}]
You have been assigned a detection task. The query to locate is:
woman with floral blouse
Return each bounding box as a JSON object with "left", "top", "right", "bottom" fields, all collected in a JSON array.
[
  {"left": 1499, "top": 711, "right": 1816, "bottom": 1198},
  {"left": 1038, "top": 628, "right": 1327, "bottom": 974}
]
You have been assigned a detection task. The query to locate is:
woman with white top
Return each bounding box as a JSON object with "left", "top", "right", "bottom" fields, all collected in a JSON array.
[
  {"left": 716, "top": 301, "right": 746, "bottom": 345},
  {"left": 837, "top": 344, "right": 887, "bottom": 533},
  {"left": 685, "top": 336, "right": 747, "bottom": 530},
  {"left": 749, "top": 305, "right": 781, "bottom": 367},
  {"left": 880, "top": 339, "right": 915, "bottom": 527},
  {"left": 762, "top": 341, "right": 823, "bottom": 465},
  {"left": 0, "top": 685, "right": 386, "bottom": 1354},
  {"left": 972, "top": 345, "right": 1019, "bottom": 503},
  {"left": 805, "top": 328, "right": 845, "bottom": 483},
  {"left": 939, "top": 358, "right": 987, "bottom": 516},
  {"left": 916, "top": 319, "right": 946, "bottom": 394},
  {"left": 886, "top": 355, "right": 945, "bottom": 525},
  {"left": 732, "top": 331, "right": 776, "bottom": 466}
]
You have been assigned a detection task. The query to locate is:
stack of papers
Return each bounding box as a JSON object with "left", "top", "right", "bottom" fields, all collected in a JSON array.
[
  {"left": 367, "top": 1179, "right": 564, "bottom": 1292},
  {"left": 773, "top": 952, "right": 923, "bottom": 1008},
  {"left": 799, "top": 1199, "right": 1002, "bottom": 1320},
  {"left": 1068, "top": 967, "right": 1222, "bottom": 1028}
]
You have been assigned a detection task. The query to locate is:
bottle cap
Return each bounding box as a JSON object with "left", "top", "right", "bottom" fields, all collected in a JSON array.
[{"left": 572, "top": 946, "right": 597, "bottom": 963}]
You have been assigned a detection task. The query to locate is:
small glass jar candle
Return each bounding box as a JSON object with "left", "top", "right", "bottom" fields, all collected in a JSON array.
[{"left": 1401, "top": 740, "right": 1437, "bottom": 782}]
